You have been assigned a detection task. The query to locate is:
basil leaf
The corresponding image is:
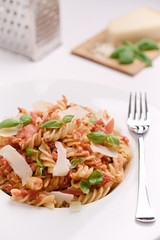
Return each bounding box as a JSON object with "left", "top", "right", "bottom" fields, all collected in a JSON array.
[
  {"left": 0, "top": 119, "right": 19, "bottom": 129},
  {"left": 87, "top": 131, "right": 106, "bottom": 143},
  {"left": 110, "top": 46, "right": 127, "bottom": 58},
  {"left": 62, "top": 115, "right": 74, "bottom": 124},
  {"left": 105, "top": 134, "right": 120, "bottom": 146},
  {"left": 88, "top": 169, "right": 103, "bottom": 185},
  {"left": 137, "top": 39, "right": 159, "bottom": 50},
  {"left": 70, "top": 157, "right": 85, "bottom": 169},
  {"left": 19, "top": 114, "right": 32, "bottom": 125},
  {"left": 38, "top": 168, "right": 43, "bottom": 176},
  {"left": 36, "top": 157, "right": 44, "bottom": 169},
  {"left": 26, "top": 148, "right": 35, "bottom": 157},
  {"left": 88, "top": 116, "right": 96, "bottom": 125},
  {"left": 80, "top": 180, "right": 90, "bottom": 194},
  {"left": 123, "top": 40, "right": 134, "bottom": 48},
  {"left": 119, "top": 47, "right": 134, "bottom": 64},
  {"left": 40, "top": 120, "right": 63, "bottom": 129},
  {"left": 135, "top": 51, "right": 152, "bottom": 66}
]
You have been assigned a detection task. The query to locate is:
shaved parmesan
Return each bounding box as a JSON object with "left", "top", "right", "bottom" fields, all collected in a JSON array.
[
  {"left": 53, "top": 141, "right": 71, "bottom": 176},
  {"left": 91, "top": 142, "right": 118, "bottom": 158},
  {"left": 32, "top": 101, "right": 53, "bottom": 112},
  {"left": 70, "top": 201, "right": 82, "bottom": 212},
  {"left": 96, "top": 110, "right": 111, "bottom": 125},
  {"left": 0, "top": 125, "right": 22, "bottom": 137},
  {"left": 0, "top": 145, "right": 32, "bottom": 185},
  {"left": 51, "top": 191, "right": 74, "bottom": 204},
  {"left": 58, "top": 106, "right": 88, "bottom": 119}
]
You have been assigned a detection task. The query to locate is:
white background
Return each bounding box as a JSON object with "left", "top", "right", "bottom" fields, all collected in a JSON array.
[
  {"left": 0, "top": 0, "right": 160, "bottom": 108},
  {"left": 0, "top": 1, "right": 160, "bottom": 240}
]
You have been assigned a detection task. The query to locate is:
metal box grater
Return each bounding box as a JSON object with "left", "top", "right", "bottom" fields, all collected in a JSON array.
[{"left": 0, "top": 0, "right": 61, "bottom": 61}]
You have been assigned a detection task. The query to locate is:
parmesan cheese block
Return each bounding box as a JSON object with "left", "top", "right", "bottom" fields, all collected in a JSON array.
[
  {"left": 0, "top": 145, "right": 32, "bottom": 186},
  {"left": 107, "top": 8, "right": 160, "bottom": 45}
]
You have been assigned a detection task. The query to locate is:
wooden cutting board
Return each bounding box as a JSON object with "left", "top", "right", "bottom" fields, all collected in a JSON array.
[{"left": 72, "top": 30, "right": 160, "bottom": 76}]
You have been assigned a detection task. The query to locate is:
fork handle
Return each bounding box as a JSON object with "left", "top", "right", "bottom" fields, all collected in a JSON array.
[{"left": 136, "top": 134, "right": 156, "bottom": 222}]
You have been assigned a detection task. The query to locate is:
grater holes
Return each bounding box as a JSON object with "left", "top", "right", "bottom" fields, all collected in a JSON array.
[
  {"left": 17, "top": 22, "right": 21, "bottom": 27},
  {"left": 10, "top": 20, "right": 14, "bottom": 25},
  {"left": 10, "top": 0, "right": 13, "bottom": 3},
  {"left": 6, "top": 9, "right": 10, "bottom": 13},
  {"left": 3, "top": 18, "right": 7, "bottom": 23}
]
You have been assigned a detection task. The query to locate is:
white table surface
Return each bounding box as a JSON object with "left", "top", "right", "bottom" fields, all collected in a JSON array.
[
  {"left": 0, "top": 0, "right": 160, "bottom": 109},
  {"left": 0, "top": 1, "right": 160, "bottom": 240}
]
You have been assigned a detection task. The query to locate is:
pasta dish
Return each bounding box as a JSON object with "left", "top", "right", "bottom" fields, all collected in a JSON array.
[{"left": 0, "top": 96, "right": 132, "bottom": 210}]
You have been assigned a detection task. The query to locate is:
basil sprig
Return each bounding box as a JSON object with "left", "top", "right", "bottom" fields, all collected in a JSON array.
[
  {"left": 36, "top": 157, "right": 45, "bottom": 176},
  {"left": 110, "top": 39, "right": 159, "bottom": 66},
  {"left": 71, "top": 157, "right": 85, "bottom": 169},
  {"left": 40, "top": 115, "right": 74, "bottom": 129},
  {"left": 87, "top": 131, "right": 119, "bottom": 146},
  {"left": 88, "top": 116, "right": 96, "bottom": 125},
  {"left": 26, "top": 148, "right": 35, "bottom": 157},
  {"left": 0, "top": 114, "right": 33, "bottom": 129},
  {"left": 80, "top": 169, "right": 103, "bottom": 194}
]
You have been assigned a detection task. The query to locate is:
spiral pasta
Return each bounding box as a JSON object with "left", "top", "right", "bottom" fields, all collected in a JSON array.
[{"left": 0, "top": 96, "right": 132, "bottom": 209}]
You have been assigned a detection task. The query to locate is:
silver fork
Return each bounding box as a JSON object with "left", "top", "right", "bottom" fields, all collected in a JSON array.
[{"left": 127, "top": 93, "right": 156, "bottom": 223}]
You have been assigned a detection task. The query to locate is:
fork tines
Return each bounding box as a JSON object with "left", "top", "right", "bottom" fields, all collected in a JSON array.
[{"left": 128, "top": 92, "right": 149, "bottom": 121}]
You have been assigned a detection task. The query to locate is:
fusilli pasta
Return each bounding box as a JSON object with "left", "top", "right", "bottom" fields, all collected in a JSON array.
[{"left": 0, "top": 96, "right": 132, "bottom": 209}]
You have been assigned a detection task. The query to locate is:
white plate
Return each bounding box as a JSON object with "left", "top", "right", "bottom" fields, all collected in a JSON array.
[{"left": 0, "top": 80, "right": 160, "bottom": 240}]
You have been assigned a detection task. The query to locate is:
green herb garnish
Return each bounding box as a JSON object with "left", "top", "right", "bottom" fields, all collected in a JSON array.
[
  {"left": 88, "top": 116, "right": 96, "bottom": 125},
  {"left": 110, "top": 39, "right": 159, "bottom": 66},
  {"left": 62, "top": 115, "right": 74, "bottom": 124},
  {"left": 87, "top": 131, "right": 107, "bottom": 143},
  {"left": 40, "top": 115, "right": 74, "bottom": 129},
  {"left": 40, "top": 120, "right": 63, "bottom": 129},
  {"left": 38, "top": 168, "right": 43, "bottom": 176},
  {"left": 105, "top": 134, "right": 120, "bottom": 146},
  {"left": 0, "top": 119, "right": 19, "bottom": 129},
  {"left": 80, "top": 169, "right": 103, "bottom": 194},
  {"left": 80, "top": 180, "right": 90, "bottom": 194},
  {"left": 26, "top": 148, "right": 35, "bottom": 157},
  {"left": 70, "top": 157, "right": 85, "bottom": 169},
  {"left": 87, "top": 131, "right": 119, "bottom": 146},
  {"left": 0, "top": 114, "right": 33, "bottom": 129},
  {"left": 88, "top": 169, "right": 103, "bottom": 185},
  {"left": 36, "top": 157, "right": 44, "bottom": 176},
  {"left": 19, "top": 114, "right": 33, "bottom": 125}
]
